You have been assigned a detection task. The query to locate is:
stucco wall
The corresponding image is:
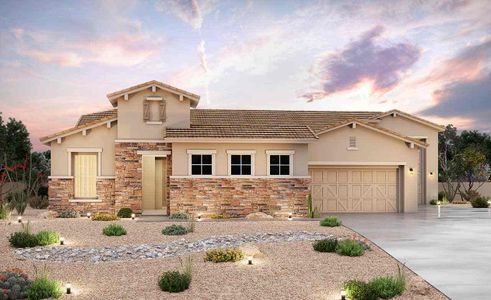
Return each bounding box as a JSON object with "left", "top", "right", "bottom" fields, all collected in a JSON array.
[
  {"left": 117, "top": 89, "right": 191, "bottom": 139},
  {"left": 50, "top": 124, "right": 117, "bottom": 176},
  {"left": 171, "top": 143, "right": 309, "bottom": 176},
  {"left": 438, "top": 182, "right": 491, "bottom": 200},
  {"left": 308, "top": 125, "right": 421, "bottom": 212},
  {"left": 376, "top": 116, "right": 440, "bottom": 203}
]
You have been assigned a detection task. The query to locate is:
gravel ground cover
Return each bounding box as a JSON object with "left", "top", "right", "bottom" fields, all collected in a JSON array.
[{"left": 0, "top": 208, "right": 448, "bottom": 300}]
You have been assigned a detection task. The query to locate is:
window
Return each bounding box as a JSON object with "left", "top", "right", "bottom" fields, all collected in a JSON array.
[
  {"left": 230, "top": 155, "right": 252, "bottom": 175},
  {"left": 267, "top": 151, "right": 294, "bottom": 176},
  {"left": 191, "top": 154, "right": 213, "bottom": 175},
  {"left": 348, "top": 136, "right": 358, "bottom": 150},
  {"left": 73, "top": 153, "right": 97, "bottom": 198}
]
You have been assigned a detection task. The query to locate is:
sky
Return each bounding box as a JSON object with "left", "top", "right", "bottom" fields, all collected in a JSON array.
[{"left": 0, "top": 0, "right": 490, "bottom": 151}]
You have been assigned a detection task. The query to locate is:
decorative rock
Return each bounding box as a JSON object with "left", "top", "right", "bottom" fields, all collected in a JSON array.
[{"left": 245, "top": 212, "right": 274, "bottom": 220}]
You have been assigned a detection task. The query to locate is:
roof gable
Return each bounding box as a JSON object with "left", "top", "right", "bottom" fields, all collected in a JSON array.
[{"left": 371, "top": 109, "right": 445, "bottom": 132}]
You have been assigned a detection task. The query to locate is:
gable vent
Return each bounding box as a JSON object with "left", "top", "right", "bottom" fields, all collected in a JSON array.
[{"left": 349, "top": 136, "right": 357, "bottom": 149}]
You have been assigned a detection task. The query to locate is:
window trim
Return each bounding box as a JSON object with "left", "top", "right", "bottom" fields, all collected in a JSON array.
[
  {"left": 266, "top": 150, "right": 294, "bottom": 177},
  {"left": 187, "top": 150, "right": 216, "bottom": 176},
  {"left": 226, "top": 150, "right": 256, "bottom": 176}
]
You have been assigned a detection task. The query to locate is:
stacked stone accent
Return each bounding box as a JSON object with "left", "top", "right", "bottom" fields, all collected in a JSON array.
[
  {"left": 48, "top": 178, "right": 115, "bottom": 213},
  {"left": 169, "top": 177, "right": 311, "bottom": 217},
  {"left": 114, "top": 142, "right": 172, "bottom": 213}
]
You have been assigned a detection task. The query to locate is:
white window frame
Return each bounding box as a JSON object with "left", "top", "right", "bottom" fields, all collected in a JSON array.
[
  {"left": 227, "top": 150, "right": 256, "bottom": 176},
  {"left": 187, "top": 150, "right": 216, "bottom": 176},
  {"left": 66, "top": 148, "right": 102, "bottom": 176},
  {"left": 266, "top": 150, "right": 294, "bottom": 177}
]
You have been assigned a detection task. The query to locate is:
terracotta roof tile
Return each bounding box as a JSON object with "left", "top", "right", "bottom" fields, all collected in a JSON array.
[{"left": 77, "top": 109, "right": 117, "bottom": 126}]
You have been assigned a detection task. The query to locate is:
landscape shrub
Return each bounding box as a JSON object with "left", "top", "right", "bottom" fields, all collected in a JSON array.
[
  {"left": 8, "top": 222, "right": 39, "bottom": 248},
  {"left": 471, "top": 196, "right": 490, "bottom": 208},
  {"left": 336, "top": 239, "right": 365, "bottom": 257},
  {"left": 312, "top": 238, "right": 338, "bottom": 252},
  {"left": 158, "top": 257, "right": 192, "bottom": 293},
  {"left": 103, "top": 224, "right": 127, "bottom": 236},
  {"left": 91, "top": 212, "right": 119, "bottom": 221},
  {"left": 26, "top": 266, "right": 63, "bottom": 300},
  {"left": 116, "top": 208, "right": 133, "bottom": 218},
  {"left": 28, "top": 196, "right": 49, "bottom": 209},
  {"left": 36, "top": 230, "right": 60, "bottom": 246},
  {"left": 369, "top": 274, "right": 405, "bottom": 299},
  {"left": 0, "top": 203, "right": 11, "bottom": 220},
  {"left": 162, "top": 224, "right": 188, "bottom": 236},
  {"left": 430, "top": 199, "right": 449, "bottom": 205},
  {"left": 343, "top": 280, "right": 377, "bottom": 300},
  {"left": 7, "top": 191, "right": 28, "bottom": 216},
  {"left": 307, "top": 193, "right": 320, "bottom": 218},
  {"left": 37, "top": 186, "right": 49, "bottom": 199},
  {"left": 438, "top": 191, "right": 447, "bottom": 201},
  {"left": 58, "top": 208, "right": 79, "bottom": 218},
  {"left": 320, "top": 216, "right": 341, "bottom": 227},
  {"left": 0, "top": 268, "right": 32, "bottom": 300},
  {"left": 170, "top": 212, "right": 189, "bottom": 220},
  {"left": 209, "top": 213, "right": 231, "bottom": 219},
  {"left": 204, "top": 248, "right": 244, "bottom": 263}
]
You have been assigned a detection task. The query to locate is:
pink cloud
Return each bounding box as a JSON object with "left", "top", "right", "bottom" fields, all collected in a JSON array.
[{"left": 25, "top": 51, "right": 82, "bottom": 67}]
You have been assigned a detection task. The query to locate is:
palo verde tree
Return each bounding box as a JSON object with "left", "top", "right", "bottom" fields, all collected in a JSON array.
[{"left": 453, "top": 147, "right": 490, "bottom": 201}]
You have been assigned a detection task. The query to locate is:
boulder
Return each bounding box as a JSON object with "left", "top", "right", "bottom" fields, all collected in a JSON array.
[{"left": 245, "top": 212, "right": 273, "bottom": 220}]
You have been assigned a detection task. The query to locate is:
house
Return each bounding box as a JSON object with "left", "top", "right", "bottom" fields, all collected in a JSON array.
[{"left": 41, "top": 80, "right": 444, "bottom": 217}]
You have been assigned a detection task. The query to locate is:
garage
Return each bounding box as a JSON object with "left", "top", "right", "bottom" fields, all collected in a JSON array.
[{"left": 309, "top": 167, "right": 399, "bottom": 213}]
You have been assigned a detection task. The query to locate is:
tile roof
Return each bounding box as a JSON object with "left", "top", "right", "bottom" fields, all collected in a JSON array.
[
  {"left": 165, "top": 124, "right": 318, "bottom": 139},
  {"left": 77, "top": 109, "right": 117, "bottom": 126}
]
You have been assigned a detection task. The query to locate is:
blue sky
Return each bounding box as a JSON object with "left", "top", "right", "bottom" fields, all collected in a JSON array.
[{"left": 0, "top": 0, "right": 490, "bottom": 150}]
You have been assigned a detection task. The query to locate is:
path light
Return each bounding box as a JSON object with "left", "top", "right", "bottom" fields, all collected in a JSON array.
[
  {"left": 341, "top": 289, "right": 346, "bottom": 300},
  {"left": 437, "top": 201, "right": 441, "bottom": 218},
  {"left": 17, "top": 216, "right": 22, "bottom": 223},
  {"left": 247, "top": 256, "right": 253, "bottom": 265},
  {"left": 197, "top": 214, "right": 202, "bottom": 222},
  {"left": 66, "top": 283, "right": 71, "bottom": 295},
  {"left": 86, "top": 212, "right": 91, "bottom": 219},
  {"left": 288, "top": 213, "right": 293, "bottom": 221},
  {"left": 60, "top": 237, "right": 65, "bottom": 245},
  {"left": 131, "top": 213, "right": 135, "bottom": 220}
]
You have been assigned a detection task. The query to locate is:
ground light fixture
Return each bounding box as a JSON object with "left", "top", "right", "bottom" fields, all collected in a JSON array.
[
  {"left": 60, "top": 237, "right": 65, "bottom": 245},
  {"left": 288, "top": 213, "right": 293, "bottom": 221},
  {"left": 247, "top": 256, "right": 253, "bottom": 265},
  {"left": 197, "top": 214, "right": 202, "bottom": 222},
  {"left": 86, "top": 212, "right": 91, "bottom": 219},
  {"left": 131, "top": 213, "right": 136, "bottom": 220},
  {"left": 66, "top": 283, "right": 71, "bottom": 295},
  {"left": 17, "top": 216, "right": 22, "bottom": 223},
  {"left": 437, "top": 200, "right": 442, "bottom": 218},
  {"left": 340, "top": 289, "right": 346, "bottom": 300}
]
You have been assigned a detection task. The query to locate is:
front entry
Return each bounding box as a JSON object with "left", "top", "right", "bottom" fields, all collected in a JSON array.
[{"left": 142, "top": 156, "right": 167, "bottom": 213}]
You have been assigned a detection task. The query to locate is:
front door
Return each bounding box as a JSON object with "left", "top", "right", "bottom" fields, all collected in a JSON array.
[{"left": 142, "top": 156, "right": 167, "bottom": 211}]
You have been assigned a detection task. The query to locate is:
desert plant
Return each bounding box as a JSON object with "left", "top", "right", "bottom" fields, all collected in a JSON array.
[
  {"left": 204, "top": 248, "right": 244, "bottom": 263},
  {"left": 186, "top": 216, "right": 196, "bottom": 233},
  {"left": 58, "top": 208, "right": 79, "bottom": 218},
  {"left": 471, "top": 196, "right": 490, "bottom": 208},
  {"left": 313, "top": 238, "right": 338, "bottom": 252},
  {"left": 368, "top": 266, "right": 406, "bottom": 299},
  {"left": 28, "top": 196, "right": 49, "bottom": 209},
  {"left": 0, "top": 268, "right": 32, "bottom": 300},
  {"left": 8, "top": 222, "right": 39, "bottom": 248},
  {"left": 169, "top": 212, "right": 189, "bottom": 220},
  {"left": 162, "top": 224, "right": 188, "bottom": 236},
  {"left": 0, "top": 202, "right": 11, "bottom": 221},
  {"left": 429, "top": 199, "right": 437, "bottom": 205},
  {"left": 158, "top": 256, "right": 192, "bottom": 293},
  {"left": 26, "top": 265, "right": 63, "bottom": 300},
  {"left": 7, "top": 190, "right": 28, "bottom": 216},
  {"left": 307, "top": 193, "right": 320, "bottom": 218},
  {"left": 320, "top": 216, "right": 341, "bottom": 227},
  {"left": 343, "top": 280, "right": 377, "bottom": 300},
  {"left": 36, "top": 230, "right": 60, "bottom": 246},
  {"left": 438, "top": 191, "right": 447, "bottom": 201},
  {"left": 116, "top": 207, "right": 133, "bottom": 218},
  {"left": 103, "top": 224, "right": 127, "bottom": 236},
  {"left": 91, "top": 212, "right": 119, "bottom": 221},
  {"left": 336, "top": 239, "right": 365, "bottom": 257}
]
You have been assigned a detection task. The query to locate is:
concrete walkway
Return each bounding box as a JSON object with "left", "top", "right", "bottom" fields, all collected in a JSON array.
[{"left": 334, "top": 205, "right": 491, "bottom": 300}]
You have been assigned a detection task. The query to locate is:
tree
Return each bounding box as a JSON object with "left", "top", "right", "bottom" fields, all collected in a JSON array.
[
  {"left": 438, "top": 125, "right": 461, "bottom": 200},
  {"left": 458, "top": 130, "right": 491, "bottom": 168},
  {"left": 453, "top": 147, "right": 490, "bottom": 201}
]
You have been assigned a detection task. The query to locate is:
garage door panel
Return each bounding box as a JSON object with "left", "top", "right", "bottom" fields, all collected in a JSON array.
[{"left": 310, "top": 167, "right": 399, "bottom": 213}]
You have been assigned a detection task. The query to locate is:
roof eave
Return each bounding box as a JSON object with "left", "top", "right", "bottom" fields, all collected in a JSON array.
[{"left": 163, "top": 137, "right": 317, "bottom": 143}]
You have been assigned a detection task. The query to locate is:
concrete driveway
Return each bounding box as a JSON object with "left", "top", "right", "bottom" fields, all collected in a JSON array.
[{"left": 334, "top": 205, "right": 491, "bottom": 300}]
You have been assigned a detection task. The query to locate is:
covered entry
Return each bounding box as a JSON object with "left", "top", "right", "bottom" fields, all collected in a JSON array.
[
  {"left": 309, "top": 167, "right": 400, "bottom": 213},
  {"left": 140, "top": 151, "right": 169, "bottom": 214}
]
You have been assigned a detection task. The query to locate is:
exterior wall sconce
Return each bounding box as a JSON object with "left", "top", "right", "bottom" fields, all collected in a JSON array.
[
  {"left": 409, "top": 168, "right": 414, "bottom": 175},
  {"left": 429, "top": 171, "right": 434, "bottom": 176}
]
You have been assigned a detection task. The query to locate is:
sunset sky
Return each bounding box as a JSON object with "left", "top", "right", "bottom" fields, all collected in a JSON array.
[{"left": 0, "top": 0, "right": 490, "bottom": 150}]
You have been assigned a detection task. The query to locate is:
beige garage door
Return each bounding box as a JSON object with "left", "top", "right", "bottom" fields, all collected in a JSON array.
[{"left": 310, "top": 167, "right": 399, "bottom": 213}]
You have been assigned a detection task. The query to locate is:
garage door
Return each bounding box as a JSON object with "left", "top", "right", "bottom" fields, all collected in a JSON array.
[{"left": 309, "top": 167, "right": 399, "bottom": 213}]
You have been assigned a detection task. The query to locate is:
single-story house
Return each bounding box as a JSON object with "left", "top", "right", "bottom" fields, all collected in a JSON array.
[{"left": 41, "top": 80, "right": 444, "bottom": 217}]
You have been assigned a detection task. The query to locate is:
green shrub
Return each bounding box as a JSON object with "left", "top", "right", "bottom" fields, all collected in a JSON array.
[
  {"left": 158, "top": 257, "right": 192, "bottom": 293},
  {"left": 170, "top": 212, "right": 189, "bottom": 220},
  {"left": 312, "top": 238, "right": 338, "bottom": 252},
  {"left": 26, "top": 277, "right": 63, "bottom": 300},
  {"left": 204, "top": 248, "right": 244, "bottom": 263},
  {"left": 307, "top": 193, "right": 320, "bottom": 218},
  {"left": 0, "top": 268, "right": 32, "bottom": 300},
  {"left": 103, "top": 224, "right": 127, "bottom": 236},
  {"left": 471, "top": 196, "right": 490, "bottom": 208},
  {"left": 7, "top": 191, "right": 28, "bottom": 216},
  {"left": 438, "top": 191, "right": 447, "bottom": 201},
  {"left": 91, "top": 212, "right": 119, "bottom": 221},
  {"left": 336, "top": 239, "right": 365, "bottom": 257},
  {"left": 344, "top": 280, "right": 377, "bottom": 300},
  {"left": 0, "top": 203, "right": 11, "bottom": 220},
  {"left": 429, "top": 199, "right": 437, "bottom": 205},
  {"left": 320, "top": 216, "right": 341, "bottom": 227},
  {"left": 162, "top": 224, "right": 188, "bottom": 236},
  {"left": 117, "top": 208, "right": 133, "bottom": 218},
  {"left": 36, "top": 231, "right": 60, "bottom": 246},
  {"left": 369, "top": 275, "right": 405, "bottom": 299},
  {"left": 28, "top": 196, "right": 49, "bottom": 209},
  {"left": 58, "top": 208, "right": 79, "bottom": 218},
  {"left": 9, "top": 222, "right": 39, "bottom": 248}
]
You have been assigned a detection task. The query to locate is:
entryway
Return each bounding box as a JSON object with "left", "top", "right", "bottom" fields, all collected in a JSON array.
[{"left": 142, "top": 155, "right": 167, "bottom": 215}]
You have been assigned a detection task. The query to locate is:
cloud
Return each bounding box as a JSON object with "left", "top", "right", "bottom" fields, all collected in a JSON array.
[
  {"left": 421, "top": 73, "right": 491, "bottom": 132},
  {"left": 24, "top": 51, "right": 82, "bottom": 67},
  {"left": 301, "top": 25, "right": 421, "bottom": 101},
  {"left": 156, "top": 0, "right": 204, "bottom": 29}
]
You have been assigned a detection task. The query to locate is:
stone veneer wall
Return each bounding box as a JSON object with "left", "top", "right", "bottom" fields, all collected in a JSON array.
[
  {"left": 169, "top": 177, "right": 311, "bottom": 217},
  {"left": 48, "top": 178, "right": 115, "bottom": 213},
  {"left": 114, "top": 142, "right": 172, "bottom": 213}
]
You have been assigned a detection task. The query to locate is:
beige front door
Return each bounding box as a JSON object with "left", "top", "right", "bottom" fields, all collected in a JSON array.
[
  {"left": 142, "top": 156, "right": 167, "bottom": 211},
  {"left": 310, "top": 167, "right": 399, "bottom": 213}
]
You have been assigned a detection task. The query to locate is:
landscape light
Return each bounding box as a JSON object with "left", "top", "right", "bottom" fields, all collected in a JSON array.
[
  {"left": 288, "top": 213, "right": 293, "bottom": 221},
  {"left": 66, "top": 283, "right": 71, "bottom": 294},
  {"left": 86, "top": 212, "right": 91, "bottom": 219},
  {"left": 131, "top": 213, "right": 135, "bottom": 220},
  {"left": 17, "top": 216, "right": 22, "bottom": 223},
  {"left": 197, "top": 214, "right": 202, "bottom": 222},
  {"left": 60, "top": 237, "right": 65, "bottom": 245},
  {"left": 247, "top": 256, "right": 253, "bottom": 265},
  {"left": 341, "top": 290, "right": 346, "bottom": 300}
]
